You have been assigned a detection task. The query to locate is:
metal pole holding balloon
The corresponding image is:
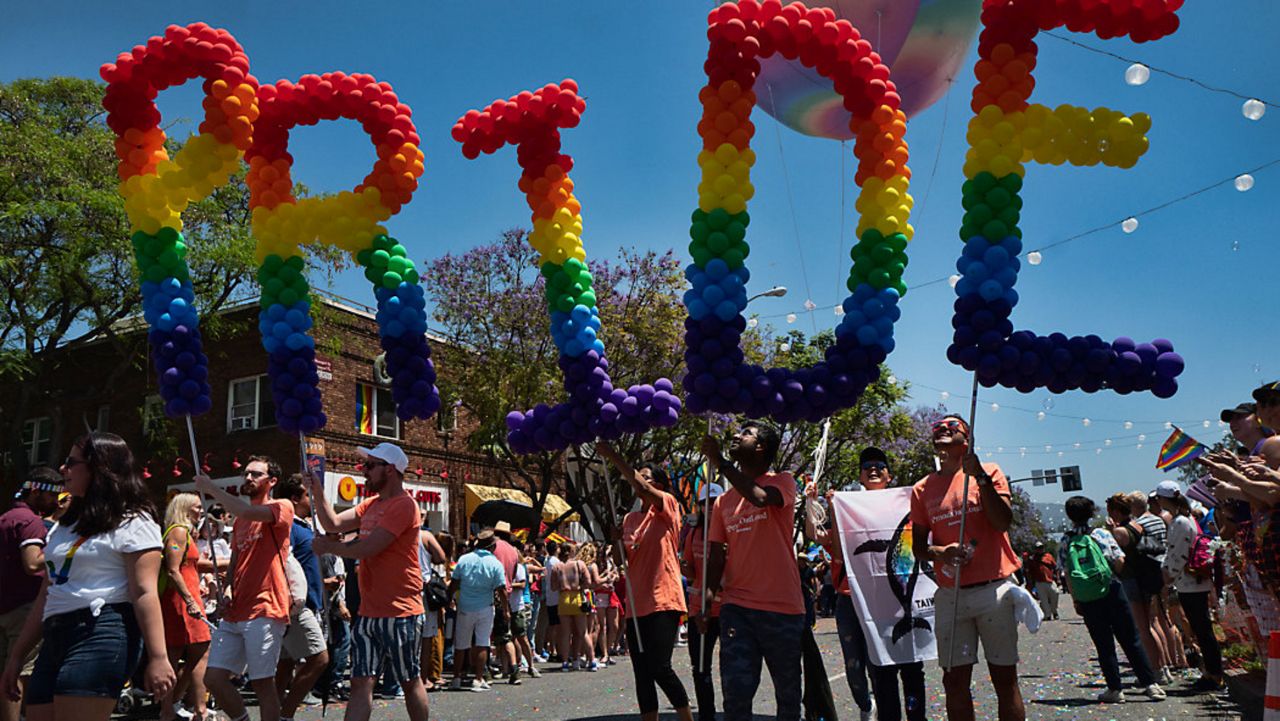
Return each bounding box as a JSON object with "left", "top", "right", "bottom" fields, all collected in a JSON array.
[
  {"left": 601, "top": 464, "right": 644, "bottom": 655},
  {"left": 946, "top": 374, "right": 980, "bottom": 669}
]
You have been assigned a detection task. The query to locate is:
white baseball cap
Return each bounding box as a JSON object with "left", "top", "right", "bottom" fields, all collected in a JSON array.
[
  {"left": 357, "top": 443, "right": 408, "bottom": 473},
  {"left": 1153, "top": 479, "right": 1182, "bottom": 499},
  {"left": 698, "top": 482, "right": 725, "bottom": 502}
]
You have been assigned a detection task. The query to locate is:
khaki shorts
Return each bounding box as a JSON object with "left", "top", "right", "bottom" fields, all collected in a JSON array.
[
  {"left": 282, "top": 607, "right": 326, "bottom": 661},
  {"left": 934, "top": 578, "right": 1020, "bottom": 669},
  {"left": 0, "top": 603, "right": 40, "bottom": 676}
]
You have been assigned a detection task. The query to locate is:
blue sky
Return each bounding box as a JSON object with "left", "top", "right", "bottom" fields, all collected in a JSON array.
[{"left": 4, "top": 1, "right": 1277, "bottom": 505}]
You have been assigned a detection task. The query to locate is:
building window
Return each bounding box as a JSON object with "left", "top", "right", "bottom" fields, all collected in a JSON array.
[
  {"left": 142, "top": 395, "right": 166, "bottom": 440},
  {"left": 227, "top": 375, "right": 275, "bottom": 432},
  {"left": 356, "top": 383, "right": 399, "bottom": 439},
  {"left": 436, "top": 402, "right": 458, "bottom": 433},
  {"left": 22, "top": 417, "right": 53, "bottom": 465},
  {"left": 96, "top": 405, "right": 110, "bottom": 432}
]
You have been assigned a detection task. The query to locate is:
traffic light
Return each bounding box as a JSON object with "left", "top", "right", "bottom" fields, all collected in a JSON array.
[
  {"left": 1060, "top": 466, "right": 1082, "bottom": 492},
  {"left": 1045, "top": 468, "right": 1058, "bottom": 485},
  {"left": 1031, "top": 469, "right": 1044, "bottom": 486}
]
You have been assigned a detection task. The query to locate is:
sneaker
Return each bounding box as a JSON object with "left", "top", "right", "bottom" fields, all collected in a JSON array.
[
  {"left": 175, "top": 703, "right": 195, "bottom": 720},
  {"left": 508, "top": 670, "right": 522, "bottom": 685},
  {"left": 560, "top": 661, "right": 573, "bottom": 672},
  {"left": 859, "top": 698, "right": 877, "bottom": 720},
  {"left": 587, "top": 660, "right": 599, "bottom": 672},
  {"left": 528, "top": 666, "right": 542, "bottom": 679},
  {"left": 1098, "top": 688, "right": 1126, "bottom": 704},
  {"left": 1138, "top": 684, "right": 1166, "bottom": 701},
  {"left": 1160, "top": 667, "right": 1174, "bottom": 685},
  {"left": 449, "top": 677, "right": 463, "bottom": 691},
  {"left": 300, "top": 693, "right": 322, "bottom": 706},
  {"left": 471, "top": 679, "right": 491, "bottom": 693}
]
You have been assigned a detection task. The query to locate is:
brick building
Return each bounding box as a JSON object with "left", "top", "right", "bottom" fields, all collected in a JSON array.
[{"left": 11, "top": 291, "right": 576, "bottom": 536}]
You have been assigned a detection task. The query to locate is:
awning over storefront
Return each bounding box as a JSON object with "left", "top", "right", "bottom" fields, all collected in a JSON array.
[{"left": 463, "top": 483, "right": 579, "bottom": 524}]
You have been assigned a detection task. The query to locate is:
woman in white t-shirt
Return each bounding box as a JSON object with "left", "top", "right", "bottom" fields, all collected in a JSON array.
[{"left": 0, "top": 432, "right": 175, "bottom": 721}]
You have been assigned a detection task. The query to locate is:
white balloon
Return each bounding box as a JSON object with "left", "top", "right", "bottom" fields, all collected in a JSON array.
[
  {"left": 1243, "top": 98, "right": 1266, "bottom": 121},
  {"left": 1235, "top": 174, "right": 1254, "bottom": 192},
  {"left": 1124, "top": 63, "right": 1150, "bottom": 86},
  {"left": 1027, "top": 251, "right": 1042, "bottom": 265},
  {"left": 746, "top": 317, "right": 759, "bottom": 329},
  {"left": 786, "top": 313, "right": 797, "bottom": 324},
  {"left": 1121, "top": 217, "right": 1139, "bottom": 233},
  {"left": 948, "top": 274, "right": 961, "bottom": 288}
]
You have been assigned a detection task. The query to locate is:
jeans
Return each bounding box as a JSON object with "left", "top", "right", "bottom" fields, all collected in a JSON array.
[
  {"left": 527, "top": 593, "right": 542, "bottom": 647},
  {"left": 834, "top": 594, "right": 874, "bottom": 712},
  {"left": 720, "top": 604, "right": 804, "bottom": 721},
  {"left": 1178, "top": 591, "right": 1223, "bottom": 677},
  {"left": 320, "top": 615, "right": 351, "bottom": 693},
  {"left": 625, "top": 610, "right": 689, "bottom": 714},
  {"left": 870, "top": 662, "right": 927, "bottom": 721},
  {"left": 1078, "top": 580, "right": 1157, "bottom": 690},
  {"left": 27, "top": 603, "right": 140, "bottom": 704},
  {"left": 688, "top": 615, "right": 720, "bottom": 721}
]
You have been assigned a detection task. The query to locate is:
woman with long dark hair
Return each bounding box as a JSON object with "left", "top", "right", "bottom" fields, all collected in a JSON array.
[
  {"left": 1, "top": 432, "right": 175, "bottom": 721},
  {"left": 596, "top": 442, "right": 693, "bottom": 721}
]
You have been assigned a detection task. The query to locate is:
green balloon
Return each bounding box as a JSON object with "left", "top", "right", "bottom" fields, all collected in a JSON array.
[
  {"left": 869, "top": 268, "right": 891, "bottom": 289},
  {"left": 381, "top": 271, "right": 402, "bottom": 289},
  {"left": 285, "top": 255, "right": 304, "bottom": 271},
  {"left": 279, "top": 288, "right": 298, "bottom": 306},
  {"left": 1000, "top": 173, "right": 1023, "bottom": 193},
  {"left": 577, "top": 271, "right": 593, "bottom": 288},
  {"left": 356, "top": 249, "right": 373, "bottom": 266},
  {"left": 371, "top": 249, "right": 391, "bottom": 268},
  {"left": 372, "top": 234, "right": 391, "bottom": 250},
  {"left": 405, "top": 268, "right": 419, "bottom": 285},
  {"left": 707, "top": 208, "right": 730, "bottom": 231},
  {"left": 390, "top": 244, "right": 406, "bottom": 258},
  {"left": 735, "top": 239, "right": 750, "bottom": 259},
  {"left": 986, "top": 187, "right": 1011, "bottom": 208},
  {"left": 556, "top": 294, "right": 575, "bottom": 314},
  {"left": 578, "top": 289, "right": 597, "bottom": 308},
  {"left": 853, "top": 254, "right": 873, "bottom": 276},
  {"left": 735, "top": 210, "right": 750, "bottom": 228},
  {"left": 540, "top": 262, "right": 558, "bottom": 278},
  {"left": 263, "top": 254, "right": 284, "bottom": 272},
  {"left": 722, "top": 248, "right": 744, "bottom": 269},
  {"left": 157, "top": 226, "right": 179, "bottom": 244},
  {"left": 982, "top": 220, "right": 1008, "bottom": 239},
  {"left": 691, "top": 247, "right": 712, "bottom": 267},
  {"left": 724, "top": 221, "right": 746, "bottom": 243},
  {"left": 145, "top": 265, "right": 166, "bottom": 283},
  {"left": 871, "top": 245, "right": 894, "bottom": 265},
  {"left": 691, "top": 209, "right": 707, "bottom": 225},
  {"left": 893, "top": 280, "right": 908, "bottom": 297},
  {"left": 265, "top": 277, "right": 284, "bottom": 296},
  {"left": 998, "top": 206, "right": 1019, "bottom": 226},
  {"left": 689, "top": 222, "right": 710, "bottom": 243},
  {"left": 886, "top": 234, "right": 908, "bottom": 253},
  {"left": 846, "top": 275, "right": 861, "bottom": 293},
  {"left": 364, "top": 267, "right": 381, "bottom": 284},
  {"left": 973, "top": 172, "right": 998, "bottom": 194},
  {"left": 388, "top": 256, "right": 407, "bottom": 275},
  {"left": 707, "top": 232, "right": 730, "bottom": 255}
]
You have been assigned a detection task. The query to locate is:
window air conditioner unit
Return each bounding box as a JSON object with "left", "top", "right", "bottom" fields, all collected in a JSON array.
[{"left": 230, "top": 417, "right": 254, "bottom": 431}]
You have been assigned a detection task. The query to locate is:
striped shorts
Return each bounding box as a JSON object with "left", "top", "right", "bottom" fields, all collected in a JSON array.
[{"left": 352, "top": 614, "right": 423, "bottom": 684}]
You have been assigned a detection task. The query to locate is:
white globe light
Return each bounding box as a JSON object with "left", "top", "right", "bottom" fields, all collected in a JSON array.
[
  {"left": 747, "top": 317, "right": 758, "bottom": 328},
  {"left": 804, "top": 299, "right": 817, "bottom": 311},
  {"left": 1044, "top": 445, "right": 1052, "bottom": 452},
  {"left": 779, "top": 342, "right": 791, "bottom": 352},
  {"left": 886, "top": 375, "right": 897, "bottom": 385},
  {"left": 1082, "top": 418, "right": 1092, "bottom": 427},
  {"left": 990, "top": 403, "right": 1000, "bottom": 412},
  {"left": 1096, "top": 448, "right": 1103, "bottom": 455},
  {"left": 833, "top": 305, "right": 844, "bottom": 316},
  {"left": 1058, "top": 451, "right": 1064, "bottom": 457},
  {"left": 1105, "top": 439, "right": 1113, "bottom": 446},
  {"left": 1136, "top": 443, "right": 1143, "bottom": 450},
  {"left": 786, "top": 313, "right": 797, "bottom": 324},
  {"left": 1121, "top": 217, "right": 1139, "bottom": 233},
  {"left": 1027, "top": 251, "right": 1042, "bottom": 265},
  {"left": 1036, "top": 411, "right": 1046, "bottom": 421},
  {"left": 1203, "top": 420, "right": 1211, "bottom": 428},
  {"left": 1243, "top": 98, "right": 1266, "bottom": 120},
  {"left": 1164, "top": 421, "right": 1173, "bottom": 430},
  {"left": 940, "top": 391, "right": 951, "bottom": 401},
  {"left": 1138, "top": 434, "right": 1146, "bottom": 441},
  {"left": 1235, "top": 174, "right": 1255, "bottom": 192},
  {"left": 1124, "top": 63, "right": 1150, "bottom": 86},
  {"left": 948, "top": 274, "right": 961, "bottom": 288},
  {"left": 1124, "top": 420, "right": 1134, "bottom": 429}
]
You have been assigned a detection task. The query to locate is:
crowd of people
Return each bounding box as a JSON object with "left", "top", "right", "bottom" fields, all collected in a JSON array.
[{"left": 1, "top": 384, "right": 1277, "bottom": 721}]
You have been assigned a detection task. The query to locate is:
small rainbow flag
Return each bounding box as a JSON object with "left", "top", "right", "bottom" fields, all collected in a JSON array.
[
  {"left": 355, "top": 384, "right": 375, "bottom": 435},
  {"left": 1155, "top": 426, "right": 1209, "bottom": 471}
]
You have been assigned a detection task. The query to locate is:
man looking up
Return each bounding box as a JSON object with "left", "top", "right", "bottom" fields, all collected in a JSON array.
[
  {"left": 701, "top": 422, "right": 804, "bottom": 721},
  {"left": 909, "top": 416, "right": 1024, "bottom": 721},
  {"left": 196, "top": 457, "right": 294, "bottom": 721},
  {"left": 308, "top": 443, "right": 428, "bottom": 721}
]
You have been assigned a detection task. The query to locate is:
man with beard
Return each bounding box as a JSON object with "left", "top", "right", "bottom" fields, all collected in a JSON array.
[
  {"left": 196, "top": 457, "right": 294, "bottom": 721},
  {"left": 909, "top": 416, "right": 1023, "bottom": 721},
  {"left": 0, "top": 467, "right": 61, "bottom": 721},
  {"left": 308, "top": 443, "right": 428, "bottom": 721},
  {"left": 701, "top": 422, "right": 805, "bottom": 721}
]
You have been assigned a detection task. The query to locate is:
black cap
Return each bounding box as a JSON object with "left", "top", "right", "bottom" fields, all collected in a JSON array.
[
  {"left": 859, "top": 447, "right": 888, "bottom": 467},
  {"left": 1253, "top": 381, "right": 1280, "bottom": 402},
  {"left": 1220, "top": 402, "right": 1257, "bottom": 423}
]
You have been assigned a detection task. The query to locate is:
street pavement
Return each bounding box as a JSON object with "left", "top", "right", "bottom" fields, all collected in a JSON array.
[{"left": 255, "top": 603, "right": 1241, "bottom": 720}]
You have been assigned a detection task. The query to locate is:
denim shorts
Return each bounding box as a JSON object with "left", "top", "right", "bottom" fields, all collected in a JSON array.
[{"left": 27, "top": 603, "right": 141, "bottom": 704}]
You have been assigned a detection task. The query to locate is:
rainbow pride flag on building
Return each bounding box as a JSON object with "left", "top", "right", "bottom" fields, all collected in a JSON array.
[
  {"left": 355, "top": 384, "right": 375, "bottom": 435},
  {"left": 1155, "top": 426, "right": 1209, "bottom": 471}
]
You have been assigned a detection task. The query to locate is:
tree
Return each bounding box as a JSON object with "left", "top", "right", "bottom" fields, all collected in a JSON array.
[
  {"left": 1175, "top": 430, "right": 1233, "bottom": 487},
  {"left": 0, "top": 77, "right": 334, "bottom": 494},
  {"left": 423, "top": 230, "right": 690, "bottom": 533},
  {"left": 1008, "top": 485, "right": 1049, "bottom": 553}
]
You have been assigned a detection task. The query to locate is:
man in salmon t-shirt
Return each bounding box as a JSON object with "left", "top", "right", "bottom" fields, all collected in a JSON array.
[
  {"left": 701, "top": 422, "right": 805, "bottom": 721},
  {"left": 309, "top": 443, "right": 428, "bottom": 721},
  {"left": 197, "top": 456, "right": 294, "bottom": 721},
  {"left": 909, "top": 415, "right": 1024, "bottom": 721}
]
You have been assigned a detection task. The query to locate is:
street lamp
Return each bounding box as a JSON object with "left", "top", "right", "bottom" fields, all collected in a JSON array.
[{"left": 747, "top": 285, "right": 787, "bottom": 303}]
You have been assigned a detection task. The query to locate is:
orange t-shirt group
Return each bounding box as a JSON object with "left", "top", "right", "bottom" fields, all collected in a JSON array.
[
  {"left": 709, "top": 472, "right": 804, "bottom": 616},
  {"left": 908, "top": 463, "right": 1021, "bottom": 588},
  {"left": 226, "top": 499, "right": 294, "bottom": 623},
  {"left": 682, "top": 520, "right": 722, "bottom": 617},
  {"left": 355, "top": 493, "right": 424, "bottom": 618},
  {"left": 622, "top": 491, "right": 686, "bottom": 619}
]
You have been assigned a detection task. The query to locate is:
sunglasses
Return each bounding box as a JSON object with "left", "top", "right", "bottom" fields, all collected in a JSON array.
[
  {"left": 362, "top": 460, "right": 388, "bottom": 470},
  {"left": 1259, "top": 394, "right": 1280, "bottom": 407},
  {"left": 860, "top": 461, "right": 888, "bottom": 471},
  {"left": 931, "top": 419, "right": 966, "bottom": 434},
  {"left": 63, "top": 456, "right": 88, "bottom": 468}
]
